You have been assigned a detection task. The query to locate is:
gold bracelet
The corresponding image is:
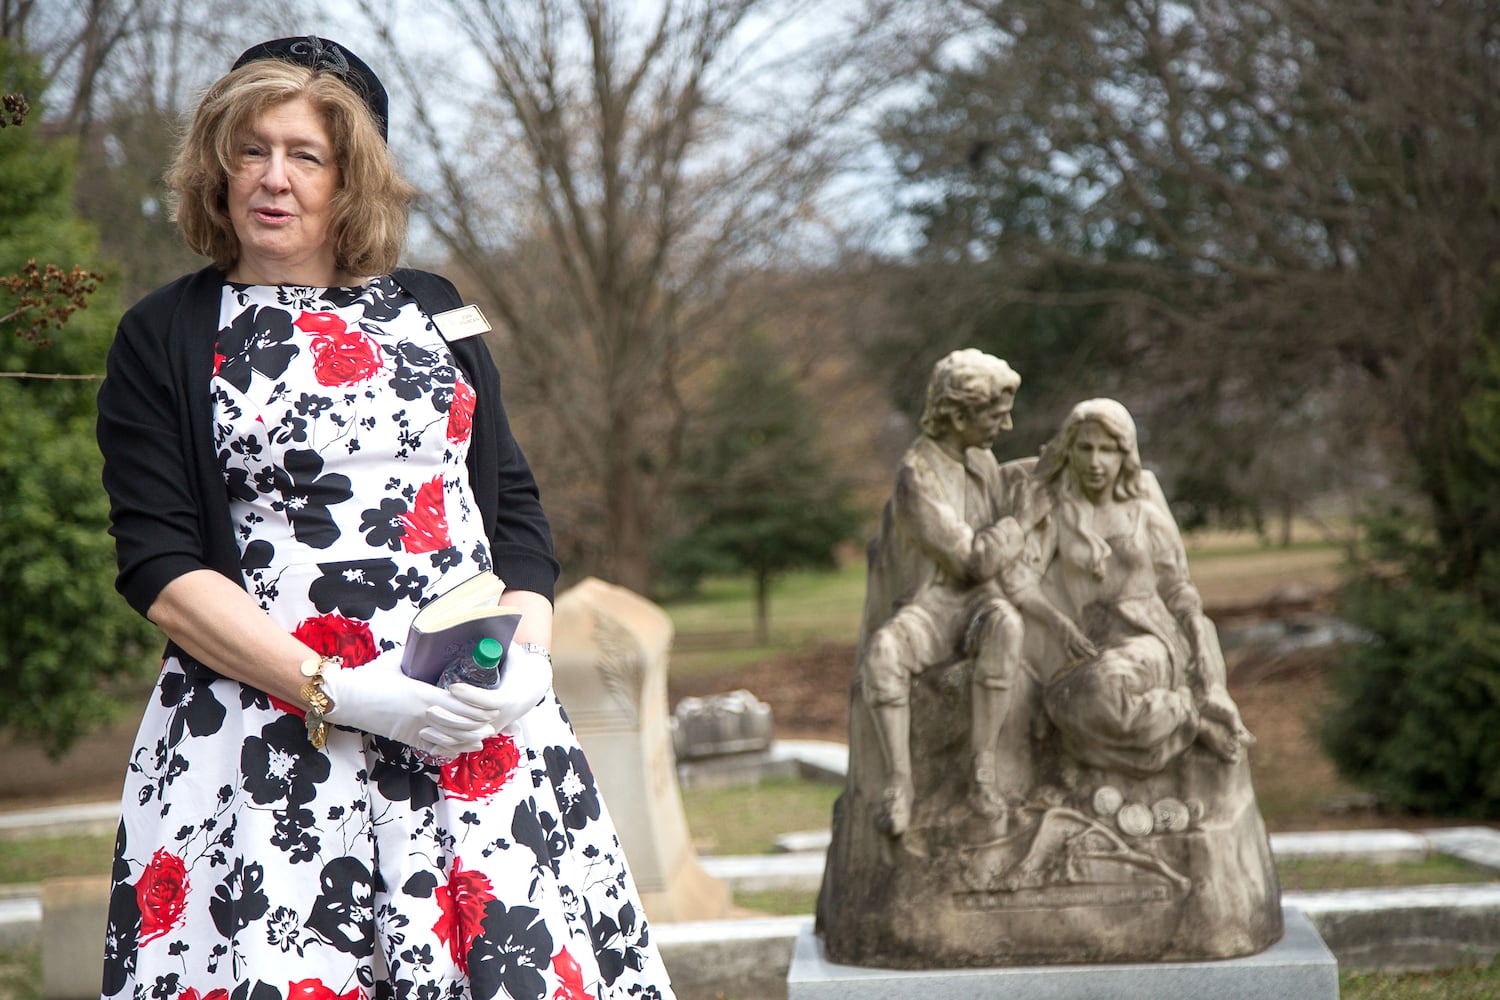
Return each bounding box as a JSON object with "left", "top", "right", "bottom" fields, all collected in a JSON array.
[{"left": 298, "top": 655, "right": 343, "bottom": 750}]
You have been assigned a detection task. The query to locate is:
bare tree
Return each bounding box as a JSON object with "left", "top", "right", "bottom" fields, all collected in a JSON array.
[
  {"left": 881, "top": 0, "right": 1500, "bottom": 538},
  {"left": 355, "top": 0, "right": 917, "bottom": 592},
  {"left": 6, "top": 1, "right": 309, "bottom": 297}
]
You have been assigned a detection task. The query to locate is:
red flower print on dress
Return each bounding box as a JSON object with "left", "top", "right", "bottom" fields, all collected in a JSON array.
[
  {"left": 135, "top": 848, "right": 189, "bottom": 944},
  {"left": 440, "top": 733, "right": 522, "bottom": 802},
  {"left": 287, "top": 979, "right": 363, "bottom": 1000},
  {"left": 400, "top": 476, "right": 452, "bottom": 553},
  {"left": 447, "top": 379, "right": 475, "bottom": 444},
  {"left": 552, "top": 947, "right": 595, "bottom": 1000},
  {"left": 293, "top": 614, "right": 378, "bottom": 667},
  {"left": 433, "top": 857, "right": 497, "bottom": 974},
  {"left": 269, "top": 614, "right": 379, "bottom": 716},
  {"left": 297, "top": 311, "right": 383, "bottom": 386},
  {"left": 180, "top": 990, "right": 230, "bottom": 1000}
]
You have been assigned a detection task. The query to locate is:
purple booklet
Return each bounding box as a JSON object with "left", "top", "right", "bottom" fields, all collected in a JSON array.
[{"left": 399, "top": 571, "right": 523, "bottom": 685}]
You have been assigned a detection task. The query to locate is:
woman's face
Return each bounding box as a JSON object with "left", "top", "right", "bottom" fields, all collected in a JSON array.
[
  {"left": 1068, "top": 420, "right": 1124, "bottom": 502},
  {"left": 226, "top": 96, "right": 343, "bottom": 286}
]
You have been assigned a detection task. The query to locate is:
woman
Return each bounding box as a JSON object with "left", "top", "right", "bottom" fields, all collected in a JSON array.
[
  {"left": 1005, "top": 399, "right": 1252, "bottom": 778},
  {"left": 96, "top": 36, "right": 673, "bottom": 1000}
]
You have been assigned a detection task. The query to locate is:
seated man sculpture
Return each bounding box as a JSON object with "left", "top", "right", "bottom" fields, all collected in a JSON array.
[{"left": 857, "top": 348, "right": 1032, "bottom": 836}]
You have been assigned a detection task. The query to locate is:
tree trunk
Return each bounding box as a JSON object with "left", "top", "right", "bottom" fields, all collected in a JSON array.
[
  {"left": 753, "top": 571, "right": 771, "bottom": 647},
  {"left": 602, "top": 421, "right": 653, "bottom": 596}
]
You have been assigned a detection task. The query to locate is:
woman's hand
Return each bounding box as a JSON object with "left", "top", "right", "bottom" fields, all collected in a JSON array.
[
  {"left": 1054, "top": 613, "right": 1097, "bottom": 665},
  {"left": 446, "top": 642, "right": 553, "bottom": 734},
  {"left": 321, "top": 668, "right": 500, "bottom": 756}
]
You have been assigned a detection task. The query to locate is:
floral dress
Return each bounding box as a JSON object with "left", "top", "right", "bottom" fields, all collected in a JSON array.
[{"left": 101, "top": 277, "right": 672, "bottom": 1000}]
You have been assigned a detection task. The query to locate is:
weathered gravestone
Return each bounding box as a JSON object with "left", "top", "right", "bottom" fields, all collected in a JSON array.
[
  {"left": 816, "top": 351, "right": 1283, "bottom": 968},
  {"left": 553, "top": 576, "right": 731, "bottom": 923},
  {"left": 673, "top": 689, "right": 775, "bottom": 761}
]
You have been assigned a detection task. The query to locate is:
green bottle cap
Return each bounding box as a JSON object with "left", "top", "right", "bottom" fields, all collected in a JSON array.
[{"left": 474, "top": 637, "right": 504, "bottom": 669}]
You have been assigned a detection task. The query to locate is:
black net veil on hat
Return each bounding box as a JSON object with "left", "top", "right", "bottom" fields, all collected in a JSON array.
[{"left": 231, "top": 36, "right": 389, "bottom": 141}]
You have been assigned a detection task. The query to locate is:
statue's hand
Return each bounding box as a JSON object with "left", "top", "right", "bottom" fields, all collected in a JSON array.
[
  {"left": 1200, "top": 683, "right": 1256, "bottom": 747},
  {"left": 1057, "top": 617, "right": 1097, "bottom": 664},
  {"left": 970, "top": 518, "right": 1023, "bottom": 580}
]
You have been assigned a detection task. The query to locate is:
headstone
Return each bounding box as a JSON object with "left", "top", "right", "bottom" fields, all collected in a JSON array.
[
  {"left": 553, "top": 576, "right": 731, "bottom": 922},
  {"left": 42, "top": 876, "right": 111, "bottom": 1000},
  {"left": 672, "top": 689, "right": 775, "bottom": 760},
  {"left": 816, "top": 353, "right": 1282, "bottom": 967}
]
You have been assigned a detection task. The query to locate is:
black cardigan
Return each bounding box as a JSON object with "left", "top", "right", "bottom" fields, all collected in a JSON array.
[{"left": 97, "top": 265, "right": 558, "bottom": 652}]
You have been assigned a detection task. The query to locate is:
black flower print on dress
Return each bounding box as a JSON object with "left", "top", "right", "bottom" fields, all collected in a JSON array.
[
  {"left": 294, "top": 392, "right": 335, "bottom": 418},
  {"left": 587, "top": 898, "right": 648, "bottom": 988},
  {"left": 209, "top": 856, "right": 271, "bottom": 942},
  {"left": 467, "top": 902, "right": 553, "bottom": 1000},
  {"left": 510, "top": 799, "right": 566, "bottom": 883},
  {"left": 273, "top": 285, "right": 329, "bottom": 312},
  {"left": 266, "top": 905, "right": 306, "bottom": 956},
  {"left": 322, "top": 276, "right": 402, "bottom": 321},
  {"left": 226, "top": 466, "right": 258, "bottom": 504},
  {"left": 359, "top": 497, "right": 408, "bottom": 551},
  {"left": 543, "top": 745, "right": 602, "bottom": 832},
  {"left": 367, "top": 736, "right": 441, "bottom": 811},
  {"left": 308, "top": 560, "right": 404, "bottom": 620},
  {"left": 387, "top": 341, "right": 445, "bottom": 402},
  {"left": 215, "top": 304, "right": 297, "bottom": 394},
  {"left": 273, "top": 448, "right": 353, "bottom": 549},
  {"left": 241, "top": 714, "right": 332, "bottom": 808},
  {"left": 159, "top": 663, "right": 229, "bottom": 748},
  {"left": 305, "top": 856, "right": 376, "bottom": 958}
]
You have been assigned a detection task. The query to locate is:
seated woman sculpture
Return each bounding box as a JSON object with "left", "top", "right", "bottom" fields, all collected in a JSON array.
[{"left": 1003, "top": 398, "right": 1253, "bottom": 777}]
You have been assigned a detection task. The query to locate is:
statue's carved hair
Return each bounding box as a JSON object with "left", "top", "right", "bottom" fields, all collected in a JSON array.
[
  {"left": 1035, "top": 397, "right": 1146, "bottom": 502},
  {"left": 919, "top": 349, "right": 1021, "bottom": 439}
]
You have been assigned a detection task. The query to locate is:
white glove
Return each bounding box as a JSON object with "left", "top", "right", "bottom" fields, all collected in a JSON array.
[
  {"left": 321, "top": 667, "right": 499, "bottom": 756},
  {"left": 447, "top": 642, "right": 553, "bottom": 734}
]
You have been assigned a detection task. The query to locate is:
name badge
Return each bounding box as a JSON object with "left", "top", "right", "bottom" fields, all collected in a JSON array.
[{"left": 432, "top": 304, "right": 492, "bottom": 341}]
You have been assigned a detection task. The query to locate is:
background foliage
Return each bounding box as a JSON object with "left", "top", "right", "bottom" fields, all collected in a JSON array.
[
  {"left": 1322, "top": 274, "right": 1500, "bottom": 815},
  {"left": 655, "top": 330, "right": 863, "bottom": 642},
  {"left": 0, "top": 42, "right": 158, "bottom": 754}
]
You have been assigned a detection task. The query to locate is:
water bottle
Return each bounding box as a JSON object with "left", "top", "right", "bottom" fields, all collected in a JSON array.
[
  {"left": 438, "top": 636, "right": 504, "bottom": 691},
  {"left": 419, "top": 637, "right": 504, "bottom": 765}
]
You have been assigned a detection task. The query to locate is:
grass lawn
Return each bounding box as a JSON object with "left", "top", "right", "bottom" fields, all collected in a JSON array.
[
  {"left": 0, "top": 833, "right": 115, "bottom": 887},
  {"left": 1342, "top": 965, "right": 1500, "bottom": 998},
  {"left": 662, "top": 565, "right": 866, "bottom": 675},
  {"left": 658, "top": 533, "right": 1347, "bottom": 674}
]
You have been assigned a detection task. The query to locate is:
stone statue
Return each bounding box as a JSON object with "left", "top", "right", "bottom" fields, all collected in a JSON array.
[
  {"left": 817, "top": 364, "right": 1282, "bottom": 969},
  {"left": 857, "top": 349, "right": 1030, "bottom": 838}
]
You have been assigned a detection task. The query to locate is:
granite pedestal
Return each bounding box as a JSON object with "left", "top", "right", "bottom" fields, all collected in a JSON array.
[{"left": 787, "top": 905, "right": 1336, "bottom": 1000}]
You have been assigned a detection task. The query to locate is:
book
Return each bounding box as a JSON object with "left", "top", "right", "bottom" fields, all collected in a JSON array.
[{"left": 399, "top": 571, "right": 523, "bottom": 685}]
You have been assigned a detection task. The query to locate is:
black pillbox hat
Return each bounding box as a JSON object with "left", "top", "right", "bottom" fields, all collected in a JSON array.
[{"left": 232, "top": 36, "right": 389, "bottom": 141}]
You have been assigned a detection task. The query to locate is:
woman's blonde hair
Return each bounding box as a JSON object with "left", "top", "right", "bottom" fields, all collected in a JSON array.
[{"left": 168, "top": 60, "right": 414, "bottom": 277}]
